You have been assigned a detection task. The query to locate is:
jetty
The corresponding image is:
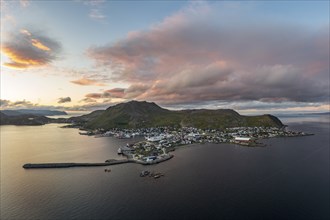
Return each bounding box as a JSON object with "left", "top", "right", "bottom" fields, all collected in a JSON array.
[
  {"left": 23, "top": 159, "right": 131, "bottom": 169},
  {"left": 22, "top": 155, "right": 174, "bottom": 169}
]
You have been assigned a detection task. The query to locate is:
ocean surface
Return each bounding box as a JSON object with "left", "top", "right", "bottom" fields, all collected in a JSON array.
[{"left": 1, "top": 115, "right": 329, "bottom": 220}]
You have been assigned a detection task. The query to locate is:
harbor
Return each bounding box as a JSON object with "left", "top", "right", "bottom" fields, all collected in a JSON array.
[{"left": 23, "top": 125, "right": 312, "bottom": 169}]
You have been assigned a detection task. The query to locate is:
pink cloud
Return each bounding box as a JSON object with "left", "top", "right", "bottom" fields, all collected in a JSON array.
[
  {"left": 86, "top": 2, "right": 329, "bottom": 106},
  {"left": 70, "top": 77, "right": 106, "bottom": 86},
  {"left": 105, "top": 88, "right": 125, "bottom": 98}
]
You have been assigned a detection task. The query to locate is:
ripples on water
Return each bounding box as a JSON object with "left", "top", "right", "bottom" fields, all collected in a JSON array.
[{"left": 1, "top": 115, "right": 329, "bottom": 220}]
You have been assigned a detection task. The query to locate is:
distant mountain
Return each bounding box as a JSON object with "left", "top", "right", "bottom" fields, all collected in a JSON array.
[
  {"left": 306, "top": 112, "right": 330, "bottom": 115},
  {"left": 71, "top": 101, "right": 284, "bottom": 129},
  {"left": 274, "top": 112, "right": 330, "bottom": 118},
  {"left": 0, "top": 112, "right": 52, "bottom": 126},
  {"left": 1, "top": 109, "right": 67, "bottom": 116}
]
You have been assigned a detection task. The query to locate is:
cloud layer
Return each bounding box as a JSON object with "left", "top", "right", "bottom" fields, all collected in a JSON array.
[
  {"left": 0, "top": 99, "right": 36, "bottom": 109},
  {"left": 1, "top": 98, "right": 328, "bottom": 113},
  {"left": 1, "top": 29, "right": 61, "bottom": 69},
  {"left": 87, "top": 2, "right": 329, "bottom": 107},
  {"left": 82, "top": 88, "right": 125, "bottom": 102}
]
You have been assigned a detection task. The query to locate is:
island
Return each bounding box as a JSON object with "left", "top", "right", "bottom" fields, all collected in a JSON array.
[
  {"left": 22, "top": 101, "right": 313, "bottom": 169},
  {"left": 0, "top": 109, "right": 67, "bottom": 126}
]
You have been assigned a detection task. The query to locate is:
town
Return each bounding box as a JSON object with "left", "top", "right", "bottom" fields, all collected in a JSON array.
[{"left": 78, "top": 126, "right": 312, "bottom": 164}]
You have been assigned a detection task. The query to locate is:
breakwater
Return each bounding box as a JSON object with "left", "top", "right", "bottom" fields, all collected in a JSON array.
[
  {"left": 23, "top": 159, "right": 131, "bottom": 169},
  {"left": 22, "top": 155, "right": 174, "bottom": 169}
]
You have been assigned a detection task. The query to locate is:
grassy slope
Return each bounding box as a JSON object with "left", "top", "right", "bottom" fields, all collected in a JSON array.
[
  {"left": 82, "top": 101, "right": 283, "bottom": 130},
  {"left": 69, "top": 110, "right": 105, "bottom": 123}
]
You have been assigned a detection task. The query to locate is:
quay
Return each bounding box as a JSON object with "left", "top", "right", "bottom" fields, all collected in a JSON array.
[{"left": 22, "top": 155, "right": 174, "bottom": 169}]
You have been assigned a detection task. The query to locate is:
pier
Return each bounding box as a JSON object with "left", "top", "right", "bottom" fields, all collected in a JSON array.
[
  {"left": 23, "top": 159, "right": 131, "bottom": 169},
  {"left": 22, "top": 155, "right": 174, "bottom": 169}
]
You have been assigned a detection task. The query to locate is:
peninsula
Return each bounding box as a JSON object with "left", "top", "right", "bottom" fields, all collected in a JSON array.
[{"left": 0, "top": 109, "right": 67, "bottom": 126}]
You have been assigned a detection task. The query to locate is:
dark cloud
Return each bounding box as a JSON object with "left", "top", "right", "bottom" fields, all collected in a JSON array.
[
  {"left": 85, "top": 91, "right": 111, "bottom": 99},
  {"left": 85, "top": 93, "right": 102, "bottom": 99},
  {"left": 1, "top": 29, "right": 61, "bottom": 69},
  {"left": 58, "top": 97, "right": 71, "bottom": 104},
  {"left": 84, "top": 88, "right": 126, "bottom": 100},
  {"left": 86, "top": 2, "right": 329, "bottom": 106}
]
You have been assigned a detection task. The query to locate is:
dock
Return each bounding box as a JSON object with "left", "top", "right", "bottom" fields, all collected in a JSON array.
[{"left": 22, "top": 155, "right": 174, "bottom": 169}]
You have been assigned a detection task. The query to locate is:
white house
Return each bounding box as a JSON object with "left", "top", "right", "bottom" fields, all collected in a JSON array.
[{"left": 234, "top": 136, "right": 252, "bottom": 142}]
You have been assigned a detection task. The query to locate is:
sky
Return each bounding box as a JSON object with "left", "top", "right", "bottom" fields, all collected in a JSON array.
[{"left": 1, "top": 0, "right": 329, "bottom": 114}]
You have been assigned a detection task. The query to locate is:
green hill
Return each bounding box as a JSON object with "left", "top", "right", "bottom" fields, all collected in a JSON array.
[
  {"left": 68, "top": 110, "right": 105, "bottom": 123},
  {"left": 71, "top": 101, "right": 283, "bottom": 130},
  {"left": 84, "top": 101, "right": 179, "bottom": 129}
]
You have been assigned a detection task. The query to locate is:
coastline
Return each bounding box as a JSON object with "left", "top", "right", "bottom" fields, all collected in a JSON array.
[{"left": 22, "top": 133, "right": 314, "bottom": 170}]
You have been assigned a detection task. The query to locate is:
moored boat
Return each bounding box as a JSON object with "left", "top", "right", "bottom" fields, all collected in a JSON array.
[{"left": 140, "top": 170, "right": 150, "bottom": 177}]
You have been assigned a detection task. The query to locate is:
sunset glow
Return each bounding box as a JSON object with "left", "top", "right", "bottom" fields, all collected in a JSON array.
[
  {"left": 31, "top": 39, "right": 51, "bottom": 51},
  {"left": 0, "top": 0, "right": 329, "bottom": 113}
]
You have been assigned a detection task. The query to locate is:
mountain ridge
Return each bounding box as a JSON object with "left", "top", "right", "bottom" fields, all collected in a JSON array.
[
  {"left": 1, "top": 109, "right": 67, "bottom": 116},
  {"left": 0, "top": 112, "right": 51, "bottom": 125},
  {"left": 71, "top": 101, "right": 284, "bottom": 129}
]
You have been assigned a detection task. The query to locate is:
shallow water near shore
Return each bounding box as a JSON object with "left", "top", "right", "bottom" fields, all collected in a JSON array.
[{"left": 1, "top": 115, "right": 329, "bottom": 220}]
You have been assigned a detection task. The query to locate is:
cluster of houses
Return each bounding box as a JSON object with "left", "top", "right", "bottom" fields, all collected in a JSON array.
[
  {"left": 111, "top": 126, "right": 310, "bottom": 163},
  {"left": 90, "top": 126, "right": 308, "bottom": 144}
]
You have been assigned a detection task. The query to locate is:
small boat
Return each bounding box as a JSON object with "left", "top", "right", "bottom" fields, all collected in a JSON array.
[
  {"left": 153, "top": 173, "right": 164, "bottom": 179},
  {"left": 140, "top": 170, "right": 150, "bottom": 177},
  {"left": 79, "top": 132, "right": 89, "bottom": 135}
]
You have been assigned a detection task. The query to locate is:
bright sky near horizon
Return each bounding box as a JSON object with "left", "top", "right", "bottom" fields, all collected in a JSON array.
[{"left": 1, "top": 0, "right": 329, "bottom": 114}]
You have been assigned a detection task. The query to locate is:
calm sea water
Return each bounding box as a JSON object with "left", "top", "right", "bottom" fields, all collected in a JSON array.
[{"left": 1, "top": 115, "right": 329, "bottom": 220}]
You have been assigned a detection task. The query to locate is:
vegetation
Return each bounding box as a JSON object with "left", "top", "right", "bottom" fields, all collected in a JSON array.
[{"left": 70, "top": 101, "right": 284, "bottom": 129}]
